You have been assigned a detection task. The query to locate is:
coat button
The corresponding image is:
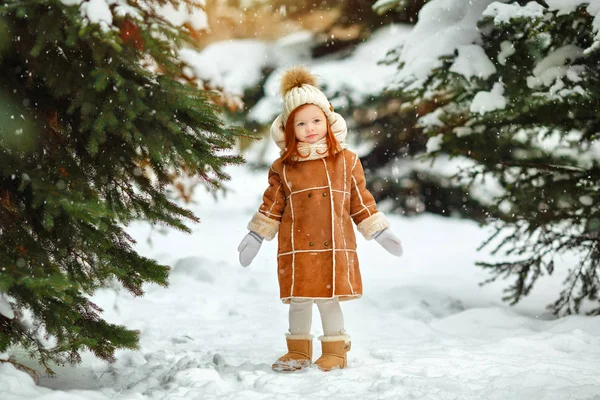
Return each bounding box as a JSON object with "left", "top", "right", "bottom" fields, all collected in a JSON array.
[
  {"left": 324, "top": 241, "right": 329, "bottom": 246},
  {"left": 309, "top": 242, "right": 314, "bottom": 246},
  {"left": 322, "top": 192, "right": 327, "bottom": 197},
  {"left": 308, "top": 193, "right": 312, "bottom": 198}
]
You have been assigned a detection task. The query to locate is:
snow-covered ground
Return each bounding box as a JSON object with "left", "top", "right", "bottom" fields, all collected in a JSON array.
[{"left": 2, "top": 163, "right": 599, "bottom": 400}]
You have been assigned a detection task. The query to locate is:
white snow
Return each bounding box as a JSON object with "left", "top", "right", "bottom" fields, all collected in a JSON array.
[
  {"left": 527, "top": 45, "right": 585, "bottom": 89},
  {"left": 180, "top": 41, "right": 271, "bottom": 95},
  {"left": 394, "top": 0, "right": 500, "bottom": 91},
  {"left": 391, "top": 153, "right": 506, "bottom": 206},
  {"left": 425, "top": 134, "right": 443, "bottom": 153},
  {"left": 497, "top": 40, "right": 515, "bottom": 65},
  {"left": 417, "top": 107, "right": 445, "bottom": 128},
  {"left": 79, "top": 0, "right": 113, "bottom": 32},
  {"left": 449, "top": 44, "right": 497, "bottom": 80},
  {"left": 0, "top": 292, "right": 14, "bottom": 319},
  {"left": 180, "top": 30, "right": 313, "bottom": 98},
  {"left": 61, "top": 0, "right": 206, "bottom": 32},
  {"left": 482, "top": 1, "right": 545, "bottom": 24},
  {"left": 159, "top": 1, "right": 208, "bottom": 31},
  {"left": 396, "top": 0, "right": 600, "bottom": 89},
  {"left": 1, "top": 163, "right": 599, "bottom": 399},
  {"left": 579, "top": 195, "right": 593, "bottom": 206},
  {"left": 512, "top": 128, "right": 600, "bottom": 168},
  {"left": 470, "top": 81, "right": 507, "bottom": 114}
]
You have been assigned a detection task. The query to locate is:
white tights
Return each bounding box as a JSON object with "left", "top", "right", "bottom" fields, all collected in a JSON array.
[{"left": 288, "top": 297, "right": 345, "bottom": 336}]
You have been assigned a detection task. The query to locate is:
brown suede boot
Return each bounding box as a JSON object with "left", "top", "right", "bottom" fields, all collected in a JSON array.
[
  {"left": 271, "top": 334, "right": 313, "bottom": 372},
  {"left": 314, "top": 335, "right": 351, "bottom": 371}
]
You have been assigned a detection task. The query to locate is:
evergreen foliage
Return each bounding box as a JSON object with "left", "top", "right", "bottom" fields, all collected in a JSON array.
[
  {"left": 348, "top": 0, "right": 485, "bottom": 218},
  {"left": 272, "top": 0, "right": 418, "bottom": 27},
  {"left": 391, "top": 1, "right": 600, "bottom": 315},
  {"left": 351, "top": 83, "right": 491, "bottom": 220},
  {"left": 0, "top": 0, "right": 242, "bottom": 373}
]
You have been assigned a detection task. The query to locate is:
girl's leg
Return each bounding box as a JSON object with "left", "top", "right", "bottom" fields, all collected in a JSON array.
[
  {"left": 289, "top": 298, "right": 313, "bottom": 335},
  {"left": 272, "top": 298, "right": 314, "bottom": 371},
  {"left": 314, "top": 297, "right": 350, "bottom": 371},
  {"left": 315, "top": 297, "right": 344, "bottom": 336}
]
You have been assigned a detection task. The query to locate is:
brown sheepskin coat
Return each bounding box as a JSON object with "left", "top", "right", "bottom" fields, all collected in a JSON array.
[{"left": 248, "top": 149, "right": 389, "bottom": 303}]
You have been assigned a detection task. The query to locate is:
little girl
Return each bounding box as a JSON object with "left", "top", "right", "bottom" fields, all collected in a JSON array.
[{"left": 237, "top": 66, "right": 403, "bottom": 372}]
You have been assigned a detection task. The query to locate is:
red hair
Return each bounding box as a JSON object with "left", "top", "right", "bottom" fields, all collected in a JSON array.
[{"left": 280, "top": 104, "right": 342, "bottom": 165}]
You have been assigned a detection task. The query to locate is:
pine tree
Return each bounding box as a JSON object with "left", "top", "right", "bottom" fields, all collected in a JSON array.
[
  {"left": 350, "top": 0, "right": 489, "bottom": 218},
  {"left": 389, "top": 0, "right": 600, "bottom": 315},
  {"left": 0, "top": 0, "right": 243, "bottom": 374}
]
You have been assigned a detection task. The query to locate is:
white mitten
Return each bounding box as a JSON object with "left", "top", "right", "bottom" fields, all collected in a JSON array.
[
  {"left": 237, "top": 231, "right": 263, "bottom": 267},
  {"left": 373, "top": 228, "right": 403, "bottom": 257}
]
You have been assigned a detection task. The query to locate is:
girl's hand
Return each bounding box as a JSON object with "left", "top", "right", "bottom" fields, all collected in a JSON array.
[
  {"left": 237, "top": 231, "right": 263, "bottom": 267},
  {"left": 373, "top": 229, "right": 403, "bottom": 257}
]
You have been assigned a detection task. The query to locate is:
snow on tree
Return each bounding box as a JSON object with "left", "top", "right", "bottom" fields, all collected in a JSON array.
[
  {"left": 0, "top": 0, "right": 242, "bottom": 374},
  {"left": 197, "top": 1, "right": 462, "bottom": 217},
  {"left": 389, "top": 0, "right": 600, "bottom": 315}
]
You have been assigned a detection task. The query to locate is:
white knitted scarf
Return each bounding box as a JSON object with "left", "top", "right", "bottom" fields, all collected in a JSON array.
[{"left": 270, "top": 111, "right": 349, "bottom": 162}]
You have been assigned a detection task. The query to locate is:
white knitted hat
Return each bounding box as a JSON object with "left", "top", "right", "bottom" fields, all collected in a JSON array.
[{"left": 278, "top": 66, "right": 336, "bottom": 128}]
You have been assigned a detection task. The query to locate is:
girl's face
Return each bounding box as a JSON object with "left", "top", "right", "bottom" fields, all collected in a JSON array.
[{"left": 293, "top": 105, "right": 327, "bottom": 144}]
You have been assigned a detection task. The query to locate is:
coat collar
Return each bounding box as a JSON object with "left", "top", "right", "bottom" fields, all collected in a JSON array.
[{"left": 270, "top": 112, "right": 349, "bottom": 162}]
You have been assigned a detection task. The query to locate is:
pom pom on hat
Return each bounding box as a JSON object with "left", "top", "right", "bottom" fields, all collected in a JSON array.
[
  {"left": 280, "top": 66, "right": 318, "bottom": 96},
  {"left": 278, "top": 65, "right": 335, "bottom": 128}
]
